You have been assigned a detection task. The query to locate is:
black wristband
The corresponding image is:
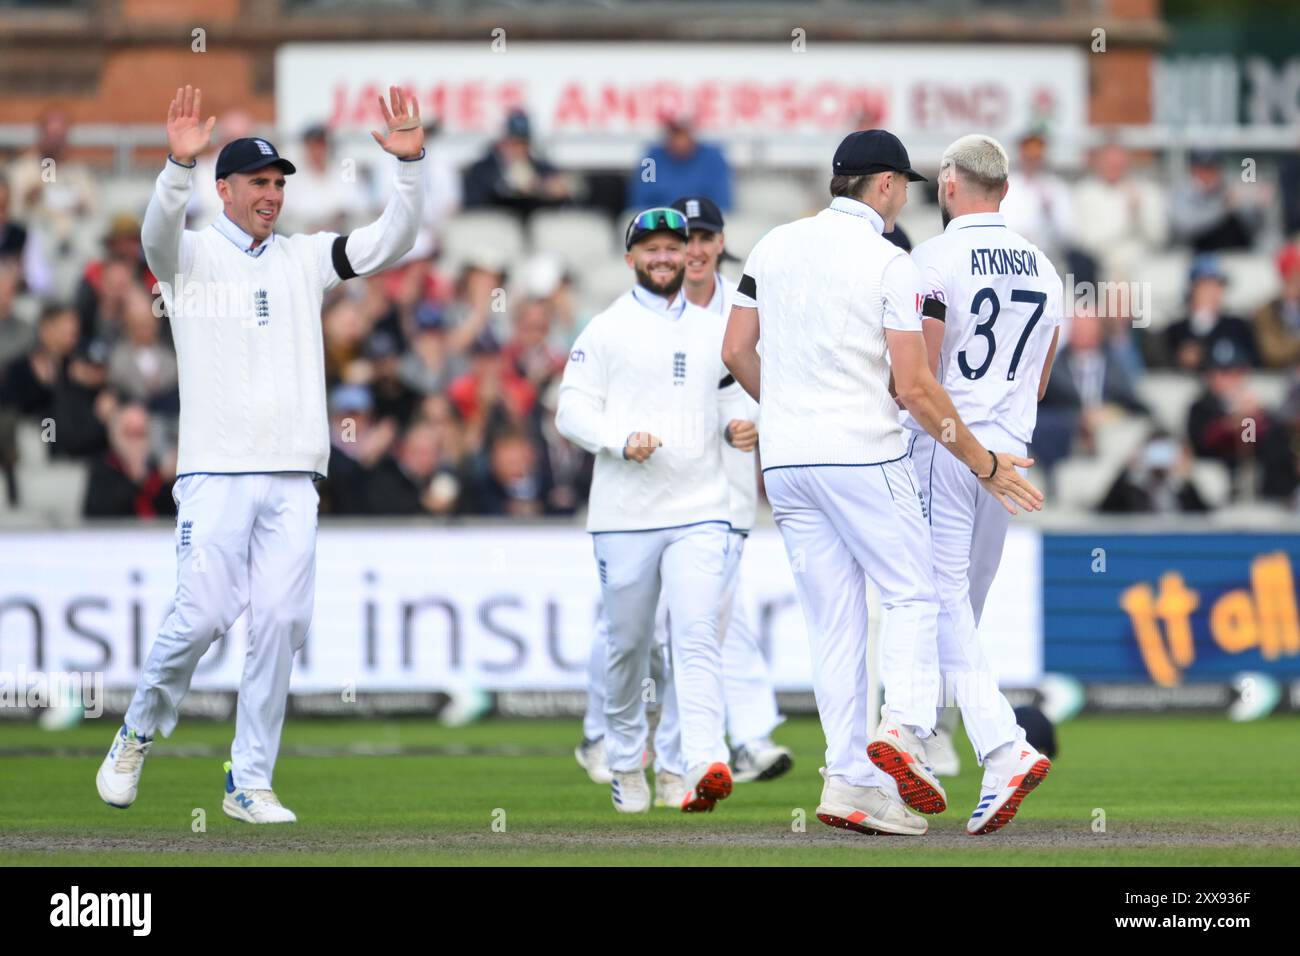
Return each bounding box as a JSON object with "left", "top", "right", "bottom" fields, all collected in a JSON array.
[{"left": 971, "top": 449, "right": 997, "bottom": 480}]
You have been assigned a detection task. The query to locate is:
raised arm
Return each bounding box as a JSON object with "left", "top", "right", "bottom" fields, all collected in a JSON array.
[
  {"left": 333, "top": 88, "right": 427, "bottom": 280},
  {"left": 142, "top": 86, "right": 214, "bottom": 292}
]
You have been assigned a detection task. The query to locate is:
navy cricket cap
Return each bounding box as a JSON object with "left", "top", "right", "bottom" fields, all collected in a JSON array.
[
  {"left": 215, "top": 137, "right": 297, "bottom": 181},
  {"left": 833, "top": 129, "right": 926, "bottom": 182},
  {"left": 671, "top": 196, "right": 725, "bottom": 233}
]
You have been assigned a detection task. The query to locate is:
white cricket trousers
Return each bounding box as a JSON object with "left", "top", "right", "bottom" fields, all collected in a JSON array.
[
  {"left": 582, "top": 532, "right": 783, "bottom": 768},
  {"left": 125, "top": 473, "right": 318, "bottom": 790},
  {"left": 593, "top": 521, "right": 731, "bottom": 773},
  {"left": 907, "top": 429, "right": 1021, "bottom": 762},
  {"left": 764, "top": 461, "right": 941, "bottom": 789}
]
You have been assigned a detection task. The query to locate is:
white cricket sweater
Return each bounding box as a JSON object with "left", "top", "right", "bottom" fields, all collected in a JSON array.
[
  {"left": 732, "top": 197, "right": 924, "bottom": 470},
  {"left": 142, "top": 154, "right": 424, "bottom": 477},
  {"left": 556, "top": 286, "right": 749, "bottom": 533}
]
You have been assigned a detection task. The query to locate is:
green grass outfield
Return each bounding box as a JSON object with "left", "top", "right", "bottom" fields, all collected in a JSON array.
[{"left": 2, "top": 715, "right": 1298, "bottom": 866}]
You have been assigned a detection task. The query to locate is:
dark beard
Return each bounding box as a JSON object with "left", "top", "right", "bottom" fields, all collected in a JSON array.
[
  {"left": 635, "top": 264, "right": 685, "bottom": 299},
  {"left": 940, "top": 204, "right": 952, "bottom": 229}
]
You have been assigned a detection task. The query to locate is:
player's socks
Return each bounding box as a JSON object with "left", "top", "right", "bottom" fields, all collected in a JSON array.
[
  {"left": 96, "top": 726, "right": 153, "bottom": 809},
  {"left": 680, "top": 761, "right": 732, "bottom": 813},
  {"left": 731, "top": 737, "right": 794, "bottom": 783},
  {"left": 867, "top": 718, "right": 948, "bottom": 814},
  {"left": 653, "top": 770, "right": 687, "bottom": 808},
  {"left": 966, "top": 741, "right": 1051, "bottom": 836},
  {"left": 815, "top": 767, "right": 928, "bottom": 836},
  {"left": 610, "top": 769, "right": 651, "bottom": 813},
  {"left": 221, "top": 761, "right": 298, "bottom": 824},
  {"left": 574, "top": 736, "right": 613, "bottom": 784}
]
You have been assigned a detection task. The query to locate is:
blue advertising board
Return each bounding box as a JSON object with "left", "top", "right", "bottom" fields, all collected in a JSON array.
[{"left": 1043, "top": 534, "right": 1300, "bottom": 685}]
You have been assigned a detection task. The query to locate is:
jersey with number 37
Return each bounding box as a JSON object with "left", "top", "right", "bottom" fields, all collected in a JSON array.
[{"left": 905, "top": 212, "right": 1064, "bottom": 444}]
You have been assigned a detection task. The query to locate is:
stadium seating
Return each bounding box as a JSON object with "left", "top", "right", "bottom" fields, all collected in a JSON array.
[{"left": 529, "top": 209, "right": 617, "bottom": 274}]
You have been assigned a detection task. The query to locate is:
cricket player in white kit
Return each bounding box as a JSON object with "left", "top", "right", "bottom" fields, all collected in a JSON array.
[
  {"left": 574, "top": 196, "right": 790, "bottom": 805},
  {"left": 723, "top": 130, "right": 1043, "bottom": 836},
  {"left": 905, "top": 135, "right": 1060, "bottom": 834},
  {"left": 557, "top": 207, "right": 758, "bottom": 814},
  {"left": 96, "top": 85, "right": 425, "bottom": 823}
]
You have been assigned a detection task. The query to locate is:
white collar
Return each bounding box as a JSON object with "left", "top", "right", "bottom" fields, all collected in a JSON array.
[
  {"left": 947, "top": 212, "right": 1007, "bottom": 233},
  {"left": 630, "top": 284, "right": 687, "bottom": 320},
  {"left": 828, "top": 196, "right": 886, "bottom": 234},
  {"left": 213, "top": 213, "right": 273, "bottom": 258}
]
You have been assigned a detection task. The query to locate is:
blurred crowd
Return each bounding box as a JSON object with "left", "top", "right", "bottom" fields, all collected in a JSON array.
[{"left": 2, "top": 106, "right": 1300, "bottom": 521}]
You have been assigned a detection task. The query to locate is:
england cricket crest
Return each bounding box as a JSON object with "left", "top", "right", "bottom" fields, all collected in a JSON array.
[
  {"left": 672, "top": 350, "right": 686, "bottom": 385},
  {"left": 254, "top": 289, "right": 269, "bottom": 327}
]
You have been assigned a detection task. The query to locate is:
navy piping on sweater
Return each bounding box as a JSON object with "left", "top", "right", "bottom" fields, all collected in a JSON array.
[
  {"left": 590, "top": 519, "right": 731, "bottom": 536},
  {"left": 761, "top": 451, "right": 907, "bottom": 474}
]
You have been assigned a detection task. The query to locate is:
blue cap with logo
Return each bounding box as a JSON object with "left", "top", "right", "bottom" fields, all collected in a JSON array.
[{"left": 216, "top": 137, "right": 297, "bottom": 180}]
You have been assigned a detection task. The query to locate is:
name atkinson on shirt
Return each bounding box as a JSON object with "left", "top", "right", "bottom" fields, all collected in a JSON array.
[{"left": 970, "top": 248, "right": 1039, "bottom": 277}]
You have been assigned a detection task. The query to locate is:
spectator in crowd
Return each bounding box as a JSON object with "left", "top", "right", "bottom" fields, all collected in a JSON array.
[
  {"left": 1036, "top": 306, "right": 1149, "bottom": 466},
  {"left": 533, "top": 378, "right": 591, "bottom": 516},
  {"left": 0, "top": 257, "right": 33, "bottom": 368},
  {"left": 443, "top": 254, "right": 506, "bottom": 348},
  {"left": 399, "top": 303, "right": 464, "bottom": 396},
  {"left": 0, "top": 175, "right": 28, "bottom": 260},
  {"left": 365, "top": 419, "right": 461, "bottom": 515},
  {"left": 501, "top": 295, "right": 565, "bottom": 400},
  {"left": 517, "top": 254, "right": 580, "bottom": 349},
  {"left": 461, "top": 426, "right": 547, "bottom": 517},
  {"left": 6, "top": 109, "right": 98, "bottom": 297},
  {"left": 0, "top": 302, "right": 80, "bottom": 418},
  {"left": 106, "top": 287, "right": 178, "bottom": 409},
  {"left": 361, "top": 330, "right": 421, "bottom": 428},
  {"left": 75, "top": 213, "right": 155, "bottom": 344},
  {"left": 1188, "top": 338, "right": 1297, "bottom": 501},
  {"left": 1098, "top": 429, "right": 1209, "bottom": 514},
  {"left": 323, "top": 297, "right": 371, "bottom": 386},
  {"left": 627, "top": 114, "right": 733, "bottom": 212},
  {"left": 448, "top": 334, "right": 533, "bottom": 452},
  {"left": 1169, "top": 150, "right": 1264, "bottom": 253},
  {"left": 277, "top": 124, "right": 367, "bottom": 235},
  {"left": 83, "top": 402, "right": 176, "bottom": 518},
  {"left": 1163, "top": 255, "right": 1259, "bottom": 371},
  {"left": 319, "top": 383, "right": 395, "bottom": 516},
  {"left": 1071, "top": 140, "right": 1167, "bottom": 285},
  {"left": 463, "top": 110, "right": 572, "bottom": 215},
  {"left": 1001, "top": 128, "right": 1075, "bottom": 265},
  {"left": 1253, "top": 243, "right": 1300, "bottom": 369}
]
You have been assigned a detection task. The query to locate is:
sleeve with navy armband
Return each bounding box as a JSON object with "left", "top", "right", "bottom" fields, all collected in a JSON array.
[
  {"left": 731, "top": 236, "right": 764, "bottom": 309},
  {"left": 317, "top": 150, "right": 426, "bottom": 290},
  {"left": 910, "top": 238, "right": 949, "bottom": 322}
]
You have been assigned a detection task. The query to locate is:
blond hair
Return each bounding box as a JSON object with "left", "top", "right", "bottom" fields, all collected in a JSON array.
[{"left": 939, "top": 134, "right": 1009, "bottom": 196}]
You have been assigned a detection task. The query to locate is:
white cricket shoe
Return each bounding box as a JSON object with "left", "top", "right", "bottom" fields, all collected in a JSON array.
[
  {"left": 96, "top": 726, "right": 153, "bottom": 809},
  {"left": 815, "top": 767, "right": 927, "bottom": 836},
  {"left": 967, "top": 742, "right": 1051, "bottom": 836},
  {"left": 922, "top": 727, "right": 962, "bottom": 778},
  {"left": 680, "top": 761, "right": 733, "bottom": 813},
  {"left": 867, "top": 717, "right": 948, "bottom": 815},
  {"left": 611, "top": 769, "right": 651, "bottom": 813},
  {"left": 575, "top": 736, "right": 613, "bottom": 784},
  {"left": 222, "top": 762, "right": 297, "bottom": 824},
  {"left": 653, "top": 770, "right": 688, "bottom": 808},
  {"left": 731, "top": 737, "right": 794, "bottom": 783}
]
